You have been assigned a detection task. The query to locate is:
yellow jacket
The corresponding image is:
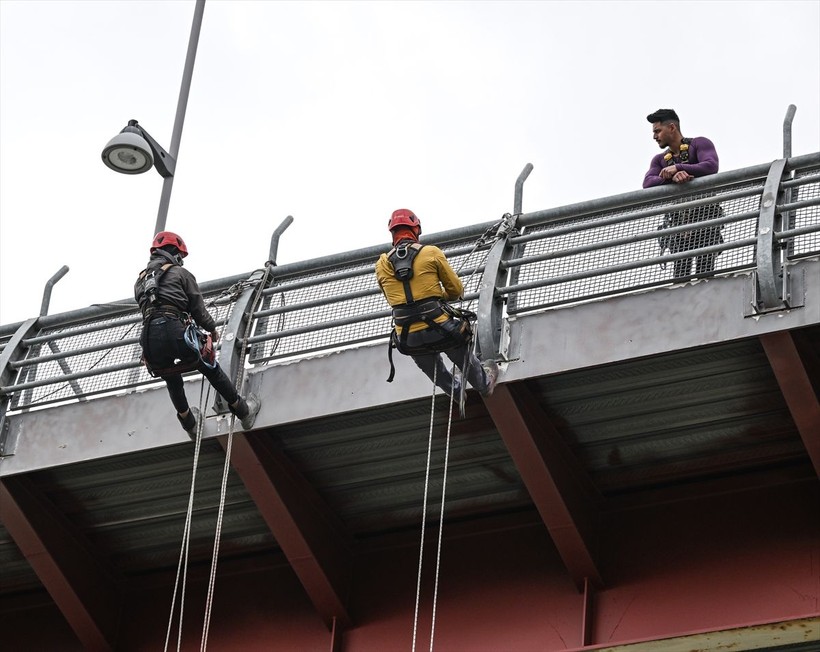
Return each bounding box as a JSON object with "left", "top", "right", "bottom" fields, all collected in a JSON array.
[{"left": 375, "top": 243, "right": 464, "bottom": 333}]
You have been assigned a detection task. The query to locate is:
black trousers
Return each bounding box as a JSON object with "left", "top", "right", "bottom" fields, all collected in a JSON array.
[
  {"left": 399, "top": 318, "right": 489, "bottom": 395},
  {"left": 673, "top": 250, "right": 719, "bottom": 279},
  {"left": 140, "top": 316, "right": 239, "bottom": 413},
  {"left": 663, "top": 205, "right": 723, "bottom": 280}
]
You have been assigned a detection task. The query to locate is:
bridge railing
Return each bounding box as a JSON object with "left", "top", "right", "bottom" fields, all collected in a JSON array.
[
  {"left": 1, "top": 153, "right": 818, "bottom": 426},
  {"left": 504, "top": 162, "right": 820, "bottom": 314}
]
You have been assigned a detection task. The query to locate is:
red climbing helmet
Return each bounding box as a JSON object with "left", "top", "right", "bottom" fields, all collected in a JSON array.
[
  {"left": 388, "top": 208, "right": 422, "bottom": 235},
  {"left": 151, "top": 231, "right": 188, "bottom": 257}
]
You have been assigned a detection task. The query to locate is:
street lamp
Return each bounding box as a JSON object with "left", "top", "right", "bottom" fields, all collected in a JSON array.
[
  {"left": 100, "top": 0, "right": 205, "bottom": 235},
  {"left": 101, "top": 120, "right": 176, "bottom": 177}
]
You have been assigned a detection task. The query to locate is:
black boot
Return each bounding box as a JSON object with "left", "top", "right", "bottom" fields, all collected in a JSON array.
[{"left": 177, "top": 407, "right": 201, "bottom": 439}]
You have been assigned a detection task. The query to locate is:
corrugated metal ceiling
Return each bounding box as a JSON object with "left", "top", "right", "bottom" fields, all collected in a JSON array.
[{"left": 1, "top": 330, "right": 815, "bottom": 599}]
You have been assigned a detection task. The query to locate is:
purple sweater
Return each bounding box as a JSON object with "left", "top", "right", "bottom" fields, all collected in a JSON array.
[{"left": 642, "top": 136, "right": 719, "bottom": 188}]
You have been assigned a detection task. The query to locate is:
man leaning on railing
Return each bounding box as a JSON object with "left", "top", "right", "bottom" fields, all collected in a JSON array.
[{"left": 643, "top": 108, "right": 724, "bottom": 280}]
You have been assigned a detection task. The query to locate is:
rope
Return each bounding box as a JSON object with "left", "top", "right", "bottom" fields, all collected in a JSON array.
[
  {"left": 200, "top": 416, "right": 233, "bottom": 651},
  {"left": 412, "top": 365, "right": 439, "bottom": 652},
  {"left": 411, "top": 363, "right": 458, "bottom": 652},
  {"left": 429, "top": 372, "right": 456, "bottom": 652},
  {"left": 200, "top": 264, "right": 272, "bottom": 651},
  {"left": 410, "top": 217, "right": 515, "bottom": 647},
  {"left": 164, "top": 283, "right": 244, "bottom": 651},
  {"left": 164, "top": 379, "right": 212, "bottom": 652}
]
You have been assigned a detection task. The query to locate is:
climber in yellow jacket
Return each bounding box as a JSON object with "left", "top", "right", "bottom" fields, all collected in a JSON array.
[{"left": 375, "top": 208, "right": 498, "bottom": 397}]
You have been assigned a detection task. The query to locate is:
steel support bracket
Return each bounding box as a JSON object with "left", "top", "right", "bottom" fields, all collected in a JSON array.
[
  {"left": 0, "top": 417, "right": 21, "bottom": 458},
  {"left": 477, "top": 214, "right": 519, "bottom": 361},
  {"left": 746, "top": 266, "right": 805, "bottom": 317},
  {"left": 213, "top": 269, "right": 268, "bottom": 414},
  {"left": 0, "top": 317, "right": 39, "bottom": 457},
  {"left": 753, "top": 158, "right": 789, "bottom": 312}
]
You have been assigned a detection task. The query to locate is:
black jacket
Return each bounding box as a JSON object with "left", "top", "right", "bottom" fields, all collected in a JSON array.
[{"left": 134, "top": 253, "right": 216, "bottom": 332}]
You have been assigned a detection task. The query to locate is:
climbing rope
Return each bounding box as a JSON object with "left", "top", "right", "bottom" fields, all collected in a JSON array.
[
  {"left": 200, "top": 264, "right": 272, "bottom": 652},
  {"left": 164, "top": 378, "right": 212, "bottom": 652},
  {"left": 411, "top": 215, "right": 517, "bottom": 648},
  {"left": 428, "top": 370, "right": 456, "bottom": 652},
  {"left": 163, "top": 266, "right": 270, "bottom": 652},
  {"left": 412, "top": 363, "right": 458, "bottom": 652},
  {"left": 200, "top": 420, "right": 233, "bottom": 651}
]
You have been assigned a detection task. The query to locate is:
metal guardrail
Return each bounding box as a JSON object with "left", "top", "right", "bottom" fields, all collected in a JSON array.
[{"left": 1, "top": 153, "right": 819, "bottom": 429}]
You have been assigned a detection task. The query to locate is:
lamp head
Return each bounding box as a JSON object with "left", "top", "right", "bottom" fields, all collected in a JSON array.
[{"left": 101, "top": 121, "right": 153, "bottom": 174}]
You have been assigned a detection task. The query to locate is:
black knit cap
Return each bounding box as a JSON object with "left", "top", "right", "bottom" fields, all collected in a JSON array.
[{"left": 647, "top": 108, "right": 680, "bottom": 124}]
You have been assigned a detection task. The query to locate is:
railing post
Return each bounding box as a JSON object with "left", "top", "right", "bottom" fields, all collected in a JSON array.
[
  {"left": 514, "top": 163, "right": 533, "bottom": 215},
  {"left": 213, "top": 269, "right": 267, "bottom": 415},
  {"left": 30, "top": 266, "right": 87, "bottom": 404},
  {"left": 753, "top": 158, "right": 789, "bottom": 311},
  {"left": 214, "top": 217, "right": 291, "bottom": 414},
  {"left": 507, "top": 164, "right": 533, "bottom": 315},
  {"left": 477, "top": 229, "right": 514, "bottom": 361},
  {"left": 40, "top": 265, "right": 69, "bottom": 317},
  {"left": 478, "top": 164, "right": 532, "bottom": 360},
  {"left": 17, "top": 265, "right": 77, "bottom": 405},
  {"left": 252, "top": 216, "right": 294, "bottom": 365},
  {"left": 783, "top": 104, "right": 797, "bottom": 261},
  {"left": 783, "top": 104, "right": 797, "bottom": 160},
  {"left": 268, "top": 215, "right": 294, "bottom": 266}
]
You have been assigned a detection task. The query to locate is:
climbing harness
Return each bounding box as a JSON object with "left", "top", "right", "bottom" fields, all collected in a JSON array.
[
  {"left": 183, "top": 322, "right": 216, "bottom": 369},
  {"left": 391, "top": 242, "right": 425, "bottom": 300},
  {"left": 135, "top": 246, "right": 184, "bottom": 308},
  {"left": 142, "top": 315, "right": 216, "bottom": 378},
  {"left": 387, "top": 301, "right": 476, "bottom": 372},
  {"left": 136, "top": 262, "right": 174, "bottom": 307},
  {"left": 137, "top": 254, "right": 217, "bottom": 378}
]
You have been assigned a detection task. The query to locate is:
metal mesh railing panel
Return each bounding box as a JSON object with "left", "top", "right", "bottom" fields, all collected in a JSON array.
[
  {"left": 10, "top": 312, "right": 145, "bottom": 408},
  {"left": 9, "top": 290, "right": 235, "bottom": 409},
  {"left": 789, "top": 171, "right": 820, "bottom": 258},
  {"left": 506, "top": 182, "right": 764, "bottom": 314},
  {"left": 249, "top": 261, "right": 389, "bottom": 363},
  {"left": 248, "top": 238, "right": 488, "bottom": 363}
]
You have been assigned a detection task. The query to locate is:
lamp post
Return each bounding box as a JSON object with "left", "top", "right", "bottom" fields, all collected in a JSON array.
[{"left": 101, "top": 0, "right": 206, "bottom": 236}]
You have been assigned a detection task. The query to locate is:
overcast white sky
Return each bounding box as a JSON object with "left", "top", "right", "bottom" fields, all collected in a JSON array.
[{"left": 1, "top": 0, "right": 818, "bottom": 326}]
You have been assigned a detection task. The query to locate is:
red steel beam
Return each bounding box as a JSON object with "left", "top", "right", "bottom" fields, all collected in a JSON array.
[
  {"left": 0, "top": 475, "right": 120, "bottom": 652},
  {"left": 483, "top": 382, "right": 603, "bottom": 589},
  {"left": 760, "top": 331, "right": 820, "bottom": 477},
  {"left": 224, "top": 432, "right": 352, "bottom": 629}
]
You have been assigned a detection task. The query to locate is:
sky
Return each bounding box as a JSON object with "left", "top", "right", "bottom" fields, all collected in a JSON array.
[{"left": 1, "top": 0, "right": 819, "bottom": 326}]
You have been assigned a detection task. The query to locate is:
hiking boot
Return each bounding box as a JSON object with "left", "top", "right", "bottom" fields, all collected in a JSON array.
[
  {"left": 241, "top": 394, "right": 261, "bottom": 430},
  {"left": 480, "top": 360, "right": 499, "bottom": 397},
  {"left": 230, "top": 394, "right": 261, "bottom": 431},
  {"left": 177, "top": 407, "right": 201, "bottom": 439}
]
